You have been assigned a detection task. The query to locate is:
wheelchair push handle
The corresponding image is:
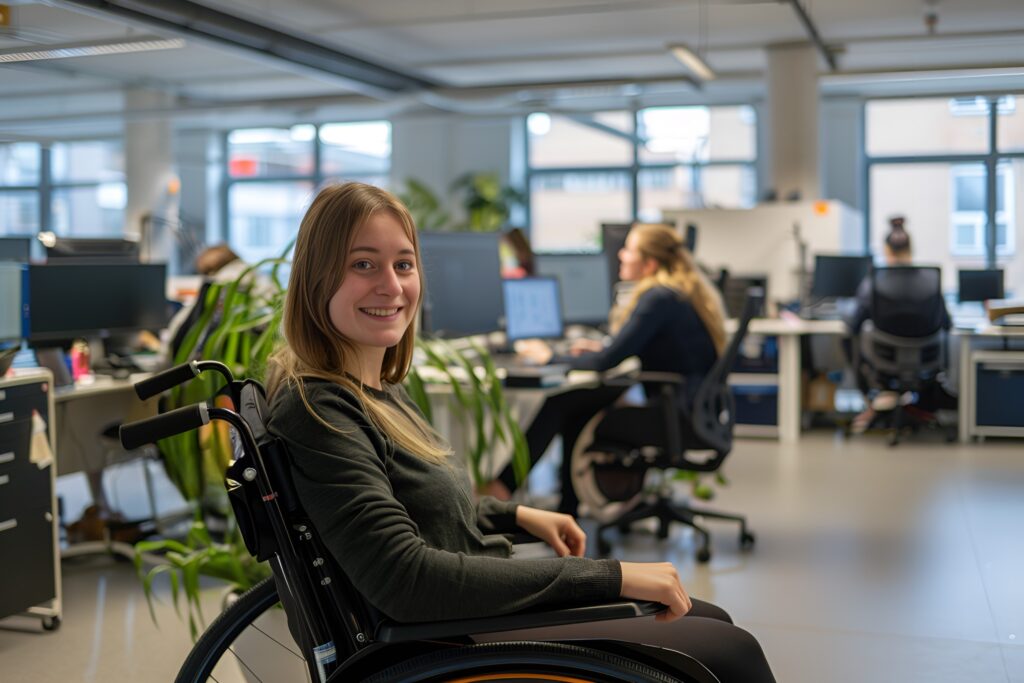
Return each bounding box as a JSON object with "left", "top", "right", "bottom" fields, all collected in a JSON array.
[
  {"left": 134, "top": 361, "right": 200, "bottom": 400},
  {"left": 133, "top": 359, "right": 236, "bottom": 400},
  {"left": 120, "top": 402, "right": 210, "bottom": 450}
]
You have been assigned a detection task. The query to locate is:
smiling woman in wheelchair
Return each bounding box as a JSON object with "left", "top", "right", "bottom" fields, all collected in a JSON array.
[{"left": 262, "top": 182, "right": 776, "bottom": 683}]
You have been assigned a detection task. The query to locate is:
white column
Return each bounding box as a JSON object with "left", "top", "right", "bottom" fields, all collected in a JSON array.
[
  {"left": 124, "top": 88, "right": 176, "bottom": 263},
  {"left": 765, "top": 43, "right": 820, "bottom": 201}
]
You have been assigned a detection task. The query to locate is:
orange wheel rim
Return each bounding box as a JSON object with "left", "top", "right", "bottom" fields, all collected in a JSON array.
[{"left": 445, "top": 675, "right": 594, "bottom": 683}]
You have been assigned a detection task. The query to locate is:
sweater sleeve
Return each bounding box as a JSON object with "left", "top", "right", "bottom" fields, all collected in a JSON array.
[
  {"left": 475, "top": 496, "right": 520, "bottom": 534},
  {"left": 270, "top": 384, "right": 621, "bottom": 624},
  {"left": 553, "top": 288, "right": 669, "bottom": 371}
]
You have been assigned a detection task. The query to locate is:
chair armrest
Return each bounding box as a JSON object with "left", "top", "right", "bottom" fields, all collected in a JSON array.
[
  {"left": 600, "top": 370, "right": 687, "bottom": 388},
  {"left": 375, "top": 600, "right": 665, "bottom": 643}
]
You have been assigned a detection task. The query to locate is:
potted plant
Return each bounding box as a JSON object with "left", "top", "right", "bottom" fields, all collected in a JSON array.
[{"left": 449, "top": 172, "right": 525, "bottom": 233}]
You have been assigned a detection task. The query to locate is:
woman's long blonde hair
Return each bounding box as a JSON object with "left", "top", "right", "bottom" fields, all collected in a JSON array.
[
  {"left": 610, "top": 223, "right": 727, "bottom": 355},
  {"left": 267, "top": 182, "right": 451, "bottom": 463}
]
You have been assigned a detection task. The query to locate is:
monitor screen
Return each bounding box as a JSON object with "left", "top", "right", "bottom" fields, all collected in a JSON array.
[
  {"left": 600, "top": 223, "right": 631, "bottom": 294},
  {"left": 722, "top": 274, "right": 768, "bottom": 318},
  {"left": 534, "top": 253, "right": 611, "bottom": 326},
  {"left": 0, "top": 237, "right": 31, "bottom": 262},
  {"left": 503, "top": 277, "right": 564, "bottom": 342},
  {"left": 418, "top": 231, "right": 504, "bottom": 337},
  {"left": 0, "top": 264, "right": 27, "bottom": 342},
  {"left": 42, "top": 235, "right": 140, "bottom": 263},
  {"left": 28, "top": 263, "right": 169, "bottom": 342},
  {"left": 958, "top": 269, "right": 1004, "bottom": 303},
  {"left": 811, "top": 255, "right": 872, "bottom": 299}
]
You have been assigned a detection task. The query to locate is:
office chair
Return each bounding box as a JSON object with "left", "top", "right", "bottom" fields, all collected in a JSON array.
[
  {"left": 120, "top": 361, "right": 720, "bottom": 683},
  {"left": 572, "top": 289, "right": 763, "bottom": 563},
  {"left": 855, "top": 266, "right": 952, "bottom": 446}
]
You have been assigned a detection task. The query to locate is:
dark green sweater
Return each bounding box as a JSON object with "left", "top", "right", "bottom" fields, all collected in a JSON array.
[{"left": 267, "top": 378, "right": 622, "bottom": 623}]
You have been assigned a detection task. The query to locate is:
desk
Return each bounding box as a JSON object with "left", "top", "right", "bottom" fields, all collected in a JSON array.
[
  {"left": 727, "top": 318, "right": 847, "bottom": 443},
  {"left": 53, "top": 374, "right": 158, "bottom": 477},
  {"left": 956, "top": 325, "right": 1024, "bottom": 442}
]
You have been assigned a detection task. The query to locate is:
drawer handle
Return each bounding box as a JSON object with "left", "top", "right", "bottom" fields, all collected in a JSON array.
[
  {"left": 0, "top": 452, "right": 13, "bottom": 465},
  {"left": 0, "top": 518, "right": 17, "bottom": 534},
  {"left": 0, "top": 412, "right": 13, "bottom": 424},
  {"left": 0, "top": 474, "right": 7, "bottom": 486}
]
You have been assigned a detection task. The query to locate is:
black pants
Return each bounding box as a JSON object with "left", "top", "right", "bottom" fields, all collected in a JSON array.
[
  {"left": 498, "top": 384, "right": 628, "bottom": 514},
  {"left": 475, "top": 598, "right": 776, "bottom": 683}
]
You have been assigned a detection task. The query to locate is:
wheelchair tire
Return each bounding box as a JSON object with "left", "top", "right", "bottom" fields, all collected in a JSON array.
[
  {"left": 362, "top": 640, "right": 685, "bottom": 683},
  {"left": 176, "top": 576, "right": 301, "bottom": 683}
]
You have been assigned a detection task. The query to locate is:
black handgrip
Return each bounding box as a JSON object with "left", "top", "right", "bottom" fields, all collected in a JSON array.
[
  {"left": 134, "top": 361, "right": 199, "bottom": 400},
  {"left": 120, "top": 403, "right": 210, "bottom": 450}
]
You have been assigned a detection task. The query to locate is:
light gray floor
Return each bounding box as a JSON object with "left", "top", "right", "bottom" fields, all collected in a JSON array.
[{"left": 2, "top": 430, "right": 1023, "bottom": 682}]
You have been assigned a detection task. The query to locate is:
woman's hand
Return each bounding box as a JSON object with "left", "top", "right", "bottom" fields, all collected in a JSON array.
[
  {"left": 619, "top": 562, "right": 692, "bottom": 622},
  {"left": 569, "top": 338, "right": 604, "bottom": 356},
  {"left": 515, "top": 506, "right": 586, "bottom": 557},
  {"left": 514, "top": 339, "right": 554, "bottom": 365}
]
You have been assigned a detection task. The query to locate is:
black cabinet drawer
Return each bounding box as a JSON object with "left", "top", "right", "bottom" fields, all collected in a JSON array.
[
  {"left": 975, "top": 365, "right": 1024, "bottom": 428},
  {"left": 0, "top": 508, "right": 57, "bottom": 619},
  {"left": 0, "top": 381, "right": 50, "bottom": 425},
  {"left": 732, "top": 385, "right": 779, "bottom": 426}
]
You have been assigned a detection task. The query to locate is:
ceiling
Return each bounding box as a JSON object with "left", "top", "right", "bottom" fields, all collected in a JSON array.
[{"left": 1, "top": 0, "right": 1024, "bottom": 138}]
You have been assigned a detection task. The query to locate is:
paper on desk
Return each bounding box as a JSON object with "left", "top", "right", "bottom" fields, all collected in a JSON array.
[{"left": 29, "top": 410, "right": 53, "bottom": 470}]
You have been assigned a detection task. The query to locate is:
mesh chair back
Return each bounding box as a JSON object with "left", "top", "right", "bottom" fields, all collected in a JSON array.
[
  {"left": 691, "top": 287, "right": 764, "bottom": 453},
  {"left": 871, "top": 266, "right": 944, "bottom": 337}
]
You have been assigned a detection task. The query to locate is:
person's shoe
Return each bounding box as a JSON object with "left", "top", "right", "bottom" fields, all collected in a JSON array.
[{"left": 872, "top": 391, "right": 899, "bottom": 411}]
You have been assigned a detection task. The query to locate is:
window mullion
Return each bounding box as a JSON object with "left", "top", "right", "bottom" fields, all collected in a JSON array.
[
  {"left": 40, "top": 145, "right": 52, "bottom": 233},
  {"left": 986, "top": 97, "right": 998, "bottom": 268}
]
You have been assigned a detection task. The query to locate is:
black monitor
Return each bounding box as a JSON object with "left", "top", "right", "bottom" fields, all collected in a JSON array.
[
  {"left": 0, "top": 237, "right": 31, "bottom": 262},
  {"left": 811, "top": 255, "right": 873, "bottom": 299},
  {"left": 534, "top": 253, "right": 611, "bottom": 327},
  {"left": 42, "top": 235, "right": 140, "bottom": 263},
  {"left": 418, "top": 231, "right": 504, "bottom": 338},
  {"left": 502, "top": 277, "right": 564, "bottom": 342},
  {"left": 958, "top": 268, "right": 1004, "bottom": 303},
  {"left": 27, "top": 263, "right": 169, "bottom": 343},
  {"left": 0, "top": 263, "right": 27, "bottom": 342}
]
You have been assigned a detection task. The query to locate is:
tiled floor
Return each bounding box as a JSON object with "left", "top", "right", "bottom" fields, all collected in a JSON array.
[{"left": 2, "top": 430, "right": 1022, "bottom": 682}]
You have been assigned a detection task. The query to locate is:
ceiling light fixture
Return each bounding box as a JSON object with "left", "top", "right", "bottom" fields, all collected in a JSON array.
[
  {"left": 668, "top": 44, "right": 716, "bottom": 81},
  {"left": 0, "top": 36, "right": 186, "bottom": 63}
]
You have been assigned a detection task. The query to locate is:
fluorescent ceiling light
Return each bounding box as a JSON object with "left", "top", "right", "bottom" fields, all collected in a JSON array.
[
  {"left": 668, "top": 44, "right": 716, "bottom": 81},
  {"left": 0, "top": 36, "right": 185, "bottom": 63}
]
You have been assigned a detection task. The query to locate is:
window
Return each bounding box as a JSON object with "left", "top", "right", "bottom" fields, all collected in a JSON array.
[
  {"left": 50, "top": 140, "right": 126, "bottom": 237},
  {"left": 527, "top": 105, "right": 757, "bottom": 252},
  {"left": 224, "top": 121, "right": 391, "bottom": 262},
  {"left": 0, "top": 142, "right": 41, "bottom": 237},
  {"left": 867, "top": 95, "right": 1023, "bottom": 296}
]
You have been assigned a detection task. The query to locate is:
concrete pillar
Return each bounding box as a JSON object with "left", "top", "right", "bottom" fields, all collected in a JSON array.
[
  {"left": 765, "top": 43, "right": 820, "bottom": 200},
  {"left": 124, "top": 88, "right": 176, "bottom": 265}
]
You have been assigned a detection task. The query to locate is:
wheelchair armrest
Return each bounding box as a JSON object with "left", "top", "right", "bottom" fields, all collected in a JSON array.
[{"left": 375, "top": 600, "right": 665, "bottom": 643}]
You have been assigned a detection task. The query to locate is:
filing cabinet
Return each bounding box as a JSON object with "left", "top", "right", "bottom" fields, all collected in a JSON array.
[{"left": 0, "top": 370, "right": 61, "bottom": 629}]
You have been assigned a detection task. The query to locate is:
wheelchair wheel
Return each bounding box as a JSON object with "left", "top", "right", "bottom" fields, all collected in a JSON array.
[
  {"left": 364, "top": 640, "right": 685, "bottom": 683},
  {"left": 176, "top": 576, "right": 308, "bottom": 683}
]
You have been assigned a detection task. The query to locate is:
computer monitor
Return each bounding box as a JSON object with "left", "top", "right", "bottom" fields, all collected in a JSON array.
[
  {"left": 0, "top": 237, "right": 31, "bottom": 262},
  {"left": 811, "top": 255, "right": 872, "bottom": 299},
  {"left": 27, "top": 263, "right": 169, "bottom": 343},
  {"left": 534, "top": 253, "right": 611, "bottom": 327},
  {"left": 418, "top": 231, "right": 504, "bottom": 338},
  {"left": 600, "top": 223, "right": 631, "bottom": 295},
  {"left": 41, "top": 235, "right": 140, "bottom": 263},
  {"left": 0, "top": 263, "right": 27, "bottom": 342},
  {"left": 958, "top": 269, "right": 1004, "bottom": 303},
  {"left": 502, "top": 277, "right": 564, "bottom": 342}
]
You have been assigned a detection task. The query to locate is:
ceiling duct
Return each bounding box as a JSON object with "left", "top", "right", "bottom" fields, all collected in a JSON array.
[{"left": 54, "top": 0, "right": 438, "bottom": 98}]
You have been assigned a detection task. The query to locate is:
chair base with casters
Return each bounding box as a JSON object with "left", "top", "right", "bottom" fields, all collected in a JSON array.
[{"left": 119, "top": 360, "right": 723, "bottom": 683}]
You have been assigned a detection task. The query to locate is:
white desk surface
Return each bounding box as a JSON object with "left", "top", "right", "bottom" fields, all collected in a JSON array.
[
  {"left": 53, "top": 373, "right": 148, "bottom": 403},
  {"left": 954, "top": 323, "right": 1024, "bottom": 338},
  {"left": 726, "top": 317, "right": 847, "bottom": 336}
]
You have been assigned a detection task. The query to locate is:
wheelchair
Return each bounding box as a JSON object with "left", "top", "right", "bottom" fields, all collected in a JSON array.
[{"left": 120, "top": 360, "right": 721, "bottom": 682}]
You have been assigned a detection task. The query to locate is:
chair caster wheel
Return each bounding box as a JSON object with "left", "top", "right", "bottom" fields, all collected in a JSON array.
[
  {"left": 42, "top": 616, "right": 61, "bottom": 631},
  {"left": 597, "top": 538, "right": 612, "bottom": 556},
  {"left": 740, "top": 532, "right": 756, "bottom": 550},
  {"left": 696, "top": 547, "right": 711, "bottom": 563}
]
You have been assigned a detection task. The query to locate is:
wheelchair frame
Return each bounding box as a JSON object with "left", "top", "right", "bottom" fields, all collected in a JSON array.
[{"left": 119, "top": 360, "right": 720, "bottom": 683}]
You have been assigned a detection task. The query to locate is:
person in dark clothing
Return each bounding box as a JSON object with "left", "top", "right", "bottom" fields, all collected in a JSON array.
[
  {"left": 503, "top": 224, "right": 726, "bottom": 513},
  {"left": 845, "top": 218, "right": 952, "bottom": 432},
  {"left": 264, "top": 183, "right": 775, "bottom": 683}
]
